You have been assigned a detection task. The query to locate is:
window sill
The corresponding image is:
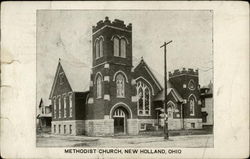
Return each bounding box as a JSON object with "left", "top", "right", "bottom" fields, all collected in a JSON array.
[
  {"left": 96, "top": 97, "right": 102, "bottom": 99},
  {"left": 95, "top": 56, "right": 103, "bottom": 60},
  {"left": 114, "top": 55, "right": 126, "bottom": 58},
  {"left": 117, "top": 96, "right": 125, "bottom": 98},
  {"left": 138, "top": 114, "right": 151, "bottom": 117}
]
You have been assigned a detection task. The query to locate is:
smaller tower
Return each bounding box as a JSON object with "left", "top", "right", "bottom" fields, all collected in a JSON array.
[{"left": 169, "top": 68, "right": 202, "bottom": 129}]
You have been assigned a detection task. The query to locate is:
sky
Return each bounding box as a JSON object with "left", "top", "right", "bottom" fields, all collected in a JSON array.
[{"left": 37, "top": 10, "right": 213, "bottom": 105}]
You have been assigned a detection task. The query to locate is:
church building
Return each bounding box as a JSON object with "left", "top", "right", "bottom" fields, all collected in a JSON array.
[{"left": 49, "top": 17, "right": 202, "bottom": 136}]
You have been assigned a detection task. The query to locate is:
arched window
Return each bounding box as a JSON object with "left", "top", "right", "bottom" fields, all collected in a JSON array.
[
  {"left": 120, "top": 38, "right": 126, "bottom": 58},
  {"left": 95, "top": 37, "right": 104, "bottom": 59},
  {"left": 167, "top": 102, "right": 175, "bottom": 118},
  {"left": 53, "top": 97, "right": 56, "bottom": 119},
  {"left": 99, "top": 38, "right": 103, "bottom": 57},
  {"left": 189, "top": 97, "right": 195, "bottom": 116},
  {"left": 95, "top": 40, "right": 100, "bottom": 58},
  {"left": 113, "top": 36, "right": 127, "bottom": 58},
  {"left": 68, "top": 92, "right": 72, "bottom": 117},
  {"left": 58, "top": 96, "right": 61, "bottom": 118},
  {"left": 116, "top": 74, "right": 125, "bottom": 97},
  {"left": 96, "top": 75, "right": 102, "bottom": 98},
  {"left": 136, "top": 81, "right": 151, "bottom": 116},
  {"left": 63, "top": 95, "right": 67, "bottom": 118},
  {"left": 113, "top": 37, "right": 119, "bottom": 57}
]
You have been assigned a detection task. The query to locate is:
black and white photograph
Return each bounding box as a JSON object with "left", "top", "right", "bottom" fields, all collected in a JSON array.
[
  {"left": 1, "top": 2, "right": 249, "bottom": 159},
  {"left": 36, "top": 10, "right": 214, "bottom": 148}
]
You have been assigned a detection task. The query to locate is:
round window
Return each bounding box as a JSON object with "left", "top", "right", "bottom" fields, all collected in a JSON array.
[{"left": 188, "top": 80, "right": 195, "bottom": 90}]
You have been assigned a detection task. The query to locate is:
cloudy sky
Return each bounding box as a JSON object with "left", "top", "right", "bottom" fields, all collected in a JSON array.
[{"left": 37, "top": 10, "right": 213, "bottom": 105}]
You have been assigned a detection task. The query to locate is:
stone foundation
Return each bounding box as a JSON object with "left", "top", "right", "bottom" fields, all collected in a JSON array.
[
  {"left": 84, "top": 119, "right": 114, "bottom": 136},
  {"left": 168, "top": 119, "right": 182, "bottom": 130},
  {"left": 127, "top": 119, "right": 139, "bottom": 135},
  {"left": 184, "top": 118, "right": 202, "bottom": 129},
  {"left": 138, "top": 119, "right": 157, "bottom": 131},
  {"left": 51, "top": 118, "right": 202, "bottom": 136},
  {"left": 51, "top": 120, "right": 84, "bottom": 135}
]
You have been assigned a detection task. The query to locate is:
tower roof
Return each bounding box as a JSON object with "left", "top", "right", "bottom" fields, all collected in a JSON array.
[
  {"left": 92, "top": 17, "right": 132, "bottom": 33},
  {"left": 169, "top": 68, "right": 198, "bottom": 78}
]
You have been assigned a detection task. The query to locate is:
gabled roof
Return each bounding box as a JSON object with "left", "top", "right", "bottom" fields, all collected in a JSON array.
[
  {"left": 153, "top": 88, "right": 183, "bottom": 102},
  {"left": 201, "top": 81, "right": 213, "bottom": 95},
  {"left": 133, "top": 58, "right": 163, "bottom": 91},
  {"left": 60, "top": 59, "right": 91, "bottom": 92},
  {"left": 49, "top": 59, "right": 90, "bottom": 98},
  {"left": 38, "top": 98, "right": 51, "bottom": 107},
  {"left": 133, "top": 57, "right": 183, "bottom": 102}
]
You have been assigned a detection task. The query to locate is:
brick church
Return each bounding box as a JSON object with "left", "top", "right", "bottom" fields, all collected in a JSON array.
[{"left": 49, "top": 17, "right": 202, "bottom": 136}]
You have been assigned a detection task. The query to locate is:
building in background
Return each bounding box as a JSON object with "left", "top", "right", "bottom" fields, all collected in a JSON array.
[
  {"left": 200, "top": 81, "right": 213, "bottom": 131},
  {"left": 37, "top": 98, "right": 52, "bottom": 130},
  {"left": 49, "top": 17, "right": 204, "bottom": 136}
]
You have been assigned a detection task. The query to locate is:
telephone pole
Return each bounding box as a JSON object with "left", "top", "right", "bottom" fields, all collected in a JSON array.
[{"left": 160, "top": 40, "right": 172, "bottom": 140}]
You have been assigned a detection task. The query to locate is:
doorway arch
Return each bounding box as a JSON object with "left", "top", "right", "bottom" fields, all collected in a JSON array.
[{"left": 110, "top": 102, "right": 132, "bottom": 135}]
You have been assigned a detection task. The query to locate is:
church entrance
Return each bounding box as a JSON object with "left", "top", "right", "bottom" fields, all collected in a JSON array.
[{"left": 113, "top": 108, "right": 127, "bottom": 135}]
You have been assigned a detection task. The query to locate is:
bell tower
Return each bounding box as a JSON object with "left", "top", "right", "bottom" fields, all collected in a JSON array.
[
  {"left": 92, "top": 16, "right": 132, "bottom": 67},
  {"left": 169, "top": 68, "right": 202, "bottom": 129},
  {"left": 86, "top": 17, "right": 135, "bottom": 136}
]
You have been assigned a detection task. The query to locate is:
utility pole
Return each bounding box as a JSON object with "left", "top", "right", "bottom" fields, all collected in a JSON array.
[{"left": 160, "top": 40, "right": 172, "bottom": 140}]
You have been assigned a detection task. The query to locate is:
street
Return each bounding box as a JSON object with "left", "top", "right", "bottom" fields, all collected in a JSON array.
[{"left": 37, "top": 134, "right": 213, "bottom": 148}]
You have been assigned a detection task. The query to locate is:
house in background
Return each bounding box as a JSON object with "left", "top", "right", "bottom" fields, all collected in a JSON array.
[
  {"left": 200, "top": 81, "right": 213, "bottom": 131},
  {"left": 37, "top": 98, "right": 52, "bottom": 129}
]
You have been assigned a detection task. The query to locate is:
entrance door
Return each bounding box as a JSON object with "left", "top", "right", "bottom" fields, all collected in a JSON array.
[
  {"left": 114, "top": 117, "right": 124, "bottom": 133},
  {"left": 113, "top": 108, "right": 126, "bottom": 134}
]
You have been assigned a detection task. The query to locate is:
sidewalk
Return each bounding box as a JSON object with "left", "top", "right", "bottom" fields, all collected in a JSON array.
[{"left": 37, "top": 133, "right": 213, "bottom": 148}]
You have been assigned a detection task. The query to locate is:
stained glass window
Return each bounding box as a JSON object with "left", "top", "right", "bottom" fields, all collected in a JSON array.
[
  {"left": 167, "top": 102, "right": 175, "bottom": 118},
  {"left": 136, "top": 81, "right": 151, "bottom": 116},
  {"left": 190, "top": 98, "right": 195, "bottom": 115},
  {"left": 145, "top": 88, "right": 150, "bottom": 115}
]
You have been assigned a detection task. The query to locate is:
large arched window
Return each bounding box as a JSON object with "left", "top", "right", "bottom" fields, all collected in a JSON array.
[
  {"left": 96, "top": 75, "right": 102, "bottom": 98},
  {"left": 136, "top": 81, "right": 151, "bottom": 116},
  {"left": 116, "top": 74, "right": 125, "bottom": 97},
  {"left": 189, "top": 97, "right": 195, "bottom": 116},
  {"left": 113, "top": 37, "right": 119, "bottom": 57},
  {"left": 120, "top": 38, "right": 126, "bottom": 58}
]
